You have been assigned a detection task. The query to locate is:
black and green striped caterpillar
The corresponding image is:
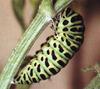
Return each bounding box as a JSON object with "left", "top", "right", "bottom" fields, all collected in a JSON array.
[{"left": 14, "top": 7, "right": 85, "bottom": 84}]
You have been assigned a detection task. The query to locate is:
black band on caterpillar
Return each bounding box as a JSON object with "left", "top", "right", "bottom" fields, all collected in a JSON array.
[{"left": 14, "top": 7, "right": 85, "bottom": 84}]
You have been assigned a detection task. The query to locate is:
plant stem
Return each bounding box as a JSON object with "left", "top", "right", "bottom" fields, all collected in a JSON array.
[
  {"left": 55, "top": 0, "right": 73, "bottom": 13},
  {"left": 0, "top": 0, "right": 53, "bottom": 88},
  {"left": 0, "top": 0, "right": 73, "bottom": 89},
  {"left": 0, "top": 13, "right": 50, "bottom": 89}
]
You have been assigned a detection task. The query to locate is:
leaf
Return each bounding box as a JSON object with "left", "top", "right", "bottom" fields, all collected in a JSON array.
[{"left": 12, "top": 0, "right": 26, "bottom": 30}]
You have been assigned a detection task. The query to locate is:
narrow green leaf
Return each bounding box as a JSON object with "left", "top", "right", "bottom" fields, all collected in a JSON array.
[{"left": 12, "top": 0, "right": 26, "bottom": 30}]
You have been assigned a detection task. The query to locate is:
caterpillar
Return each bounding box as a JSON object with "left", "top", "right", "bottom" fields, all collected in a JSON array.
[{"left": 14, "top": 7, "right": 85, "bottom": 84}]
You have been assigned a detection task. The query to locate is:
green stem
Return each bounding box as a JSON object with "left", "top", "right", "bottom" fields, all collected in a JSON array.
[
  {"left": 0, "top": 0, "right": 73, "bottom": 89},
  {"left": 55, "top": 0, "right": 73, "bottom": 13},
  {"left": 0, "top": 0, "right": 52, "bottom": 88},
  {"left": 0, "top": 13, "right": 51, "bottom": 89}
]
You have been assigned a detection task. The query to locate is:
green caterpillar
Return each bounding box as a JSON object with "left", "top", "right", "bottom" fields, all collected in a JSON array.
[{"left": 14, "top": 7, "right": 85, "bottom": 84}]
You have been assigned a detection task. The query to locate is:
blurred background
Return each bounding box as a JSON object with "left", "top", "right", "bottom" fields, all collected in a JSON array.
[{"left": 0, "top": 0, "right": 100, "bottom": 89}]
